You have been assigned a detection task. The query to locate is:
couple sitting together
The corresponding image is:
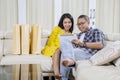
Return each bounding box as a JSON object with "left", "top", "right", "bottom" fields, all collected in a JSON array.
[{"left": 41, "top": 13, "right": 104, "bottom": 80}]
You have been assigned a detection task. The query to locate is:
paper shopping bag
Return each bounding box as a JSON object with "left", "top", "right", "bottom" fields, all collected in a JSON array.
[
  {"left": 13, "top": 24, "right": 21, "bottom": 54},
  {"left": 30, "top": 24, "right": 41, "bottom": 54},
  {"left": 21, "top": 24, "right": 30, "bottom": 54}
]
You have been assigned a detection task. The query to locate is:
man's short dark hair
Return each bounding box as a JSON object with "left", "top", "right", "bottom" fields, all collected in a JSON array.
[{"left": 78, "top": 15, "right": 90, "bottom": 21}]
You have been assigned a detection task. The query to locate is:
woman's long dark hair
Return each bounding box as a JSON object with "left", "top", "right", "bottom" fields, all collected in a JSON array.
[{"left": 58, "top": 13, "right": 74, "bottom": 33}]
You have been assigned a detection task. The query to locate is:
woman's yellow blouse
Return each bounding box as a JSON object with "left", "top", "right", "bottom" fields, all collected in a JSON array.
[{"left": 41, "top": 26, "right": 65, "bottom": 57}]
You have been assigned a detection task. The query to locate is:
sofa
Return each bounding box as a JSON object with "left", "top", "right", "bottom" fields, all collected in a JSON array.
[
  {"left": 0, "top": 31, "right": 54, "bottom": 80},
  {"left": 75, "top": 33, "right": 120, "bottom": 80},
  {"left": 0, "top": 31, "right": 120, "bottom": 80}
]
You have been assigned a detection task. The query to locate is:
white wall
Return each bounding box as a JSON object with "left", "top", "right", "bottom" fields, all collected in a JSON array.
[
  {"left": 26, "top": 0, "right": 54, "bottom": 32},
  {"left": 62, "top": 0, "right": 89, "bottom": 33},
  {"left": 0, "top": 0, "right": 120, "bottom": 33},
  {"left": 96, "top": 0, "right": 120, "bottom": 33},
  {"left": 0, "top": 0, "right": 18, "bottom": 31}
]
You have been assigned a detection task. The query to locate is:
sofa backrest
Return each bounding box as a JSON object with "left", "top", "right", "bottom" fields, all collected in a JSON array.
[
  {"left": 104, "top": 33, "right": 120, "bottom": 41},
  {"left": 2, "top": 30, "right": 50, "bottom": 56},
  {"left": 0, "top": 32, "right": 4, "bottom": 59},
  {"left": 104, "top": 33, "right": 120, "bottom": 46},
  {"left": 1, "top": 32, "right": 120, "bottom": 56}
]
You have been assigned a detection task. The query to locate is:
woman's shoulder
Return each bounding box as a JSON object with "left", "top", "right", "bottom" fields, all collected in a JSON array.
[
  {"left": 50, "top": 26, "right": 63, "bottom": 35},
  {"left": 53, "top": 26, "right": 62, "bottom": 31}
]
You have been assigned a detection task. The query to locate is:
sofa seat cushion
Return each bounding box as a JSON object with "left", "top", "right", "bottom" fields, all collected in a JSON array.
[
  {"left": 76, "top": 60, "right": 120, "bottom": 80},
  {"left": 0, "top": 55, "right": 53, "bottom": 72}
]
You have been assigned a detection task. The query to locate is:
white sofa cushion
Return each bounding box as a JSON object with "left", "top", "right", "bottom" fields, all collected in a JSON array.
[
  {"left": 0, "top": 31, "right": 4, "bottom": 59},
  {"left": 0, "top": 40, "right": 3, "bottom": 59},
  {"left": 4, "top": 39, "right": 13, "bottom": 55},
  {"left": 4, "top": 31, "right": 13, "bottom": 39},
  {"left": 3, "top": 31, "right": 13, "bottom": 55},
  {"left": 104, "top": 33, "right": 120, "bottom": 41},
  {"left": 90, "top": 41, "right": 120, "bottom": 65},
  {"left": 0, "top": 31, "right": 4, "bottom": 38},
  {"left": 76, "top": 60, "right": 120, "bottom": 80},
  {"left": 41, "top": 29, "right": 50, "bottom": 38}
]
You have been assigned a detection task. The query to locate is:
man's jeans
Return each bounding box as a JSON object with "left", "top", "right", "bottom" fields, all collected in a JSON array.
[{"left": 60, "top": 40, "right": 92, "bottom": 80}]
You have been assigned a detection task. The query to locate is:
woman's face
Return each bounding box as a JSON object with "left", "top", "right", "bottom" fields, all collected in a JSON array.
[{"left": 63, "top": 18, "right": 72, "bottom": 32}]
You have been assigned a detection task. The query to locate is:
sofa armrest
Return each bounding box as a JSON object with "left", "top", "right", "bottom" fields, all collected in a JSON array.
[
  {"left": 76, "top": 60, "right": 92, "bottom": 68},
  {"left": 75, "top": 60, "right": 120, "bottom": 80}
]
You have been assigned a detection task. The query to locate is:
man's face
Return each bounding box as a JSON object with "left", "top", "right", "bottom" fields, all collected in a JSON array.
[{"left": 77, "top": 18, "right": 90, "bottom": 32}]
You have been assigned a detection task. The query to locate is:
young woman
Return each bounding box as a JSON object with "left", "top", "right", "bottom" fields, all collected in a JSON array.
[{"left": 41, "top": 13, "right": 74, "bottom": 80}]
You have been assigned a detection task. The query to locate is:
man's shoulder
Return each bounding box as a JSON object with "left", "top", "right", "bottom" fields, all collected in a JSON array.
[
  {"left": 92, "top": 28, "right": 103, "bottom": 33},
  {"left": 92, "top": 28, "right": 100, "bottom": 31}
]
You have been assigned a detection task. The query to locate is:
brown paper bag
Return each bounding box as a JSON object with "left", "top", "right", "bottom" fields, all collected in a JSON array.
[
  {"left": 31, "top": 64, "right": 41, "bottom": 80},
  {"left": 12, "top": 65, "right": 20, "bottom": 80},
  {"left": 21, "top": 24, "right": 30, "bottom": 54},
  {"left": 30, "top": 24, "right": 41, "bottom": 54},
  {"left": 13, "top": 24, "right": 21, "bottom": 54},
  {"left": 20, "top": 64, "right": 29, "bottom": 80}
]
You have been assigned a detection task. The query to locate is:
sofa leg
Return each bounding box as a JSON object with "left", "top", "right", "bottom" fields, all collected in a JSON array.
[{"left": 48, "top": 76, "right": 52, "bottom": 80}]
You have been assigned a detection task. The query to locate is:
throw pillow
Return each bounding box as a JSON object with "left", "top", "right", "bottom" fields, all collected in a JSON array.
[{"left": 90, "top": 41, "right": 120, "bottom": 65}]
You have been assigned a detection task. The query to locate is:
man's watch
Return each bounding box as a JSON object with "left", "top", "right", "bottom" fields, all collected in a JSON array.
[{"left": 82, "top": 42, "right": 86, "bottom": 47}]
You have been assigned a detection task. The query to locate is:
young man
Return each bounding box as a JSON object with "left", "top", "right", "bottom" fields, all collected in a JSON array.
[{"left": 60, "top": 15, "right": 104, "bottom": 80}]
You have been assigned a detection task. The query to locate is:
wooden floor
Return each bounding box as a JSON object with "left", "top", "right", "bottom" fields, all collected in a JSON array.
[
  {"left": 43, "top": 76, "right": 54, "bottom": 80},
  {"left": 43, "top": 75, "right": 75, "bottom": 80},
  {"left": 43, "top": 70, "right": 75, "bottom": 80}
]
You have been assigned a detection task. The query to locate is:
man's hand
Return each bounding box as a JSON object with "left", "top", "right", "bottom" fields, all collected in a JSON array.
[{"left": 72, "top": 39, "right": 83, "bottom": 46}]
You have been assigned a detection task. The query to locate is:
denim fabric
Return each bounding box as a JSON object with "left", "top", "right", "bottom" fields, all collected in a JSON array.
[{"left": 60, "top": 39, "right": 92, "bottom": 80}]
